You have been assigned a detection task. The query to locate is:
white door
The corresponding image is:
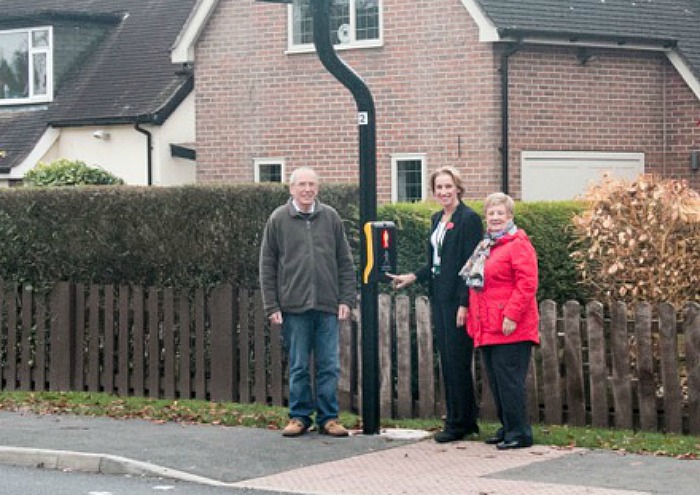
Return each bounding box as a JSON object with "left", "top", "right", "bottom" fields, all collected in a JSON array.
[{"left": 521, "top": 151, "right": 645, "bottom": 201}]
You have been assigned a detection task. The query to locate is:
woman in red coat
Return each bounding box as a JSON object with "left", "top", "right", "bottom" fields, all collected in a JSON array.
[{"left": 461, "top": 192, "right": 539, "bottom": 449}]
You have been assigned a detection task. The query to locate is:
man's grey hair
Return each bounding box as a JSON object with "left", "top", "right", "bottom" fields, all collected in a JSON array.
[{"left": 289, "top": 166, "right": 319, "bottom": 185}]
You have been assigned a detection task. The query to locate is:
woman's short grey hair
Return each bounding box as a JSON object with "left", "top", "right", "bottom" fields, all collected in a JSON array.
[{"left": 484, "top": 192, "right": 515, "bottom": 216}]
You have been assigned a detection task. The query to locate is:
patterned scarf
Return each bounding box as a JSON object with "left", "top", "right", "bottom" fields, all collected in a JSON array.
[{"left": 459, "top": 221, "right": 517, "bottom": 290}]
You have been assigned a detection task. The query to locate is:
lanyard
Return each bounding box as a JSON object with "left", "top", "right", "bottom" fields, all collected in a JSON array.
[{"left": 432, "top": 217, "right": 451, "bottom": 274}]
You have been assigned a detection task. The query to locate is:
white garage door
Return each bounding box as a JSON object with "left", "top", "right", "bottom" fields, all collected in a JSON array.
[{"left": 521, "top": 151, "right": 645, "bottom": 201}]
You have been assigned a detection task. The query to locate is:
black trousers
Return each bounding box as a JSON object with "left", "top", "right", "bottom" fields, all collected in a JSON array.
[
  {"left": 432, "top": 298, "right": 479, "bottom": 433},
  {"left": 482, "top": 342, "right": 533, "bottom": 443}
]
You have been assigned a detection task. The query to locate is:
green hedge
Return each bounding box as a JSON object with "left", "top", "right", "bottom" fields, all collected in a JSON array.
[
  {"left": 0, "top": 185, "right": 584, "bottom": 303},
  {"left": 378, "top": 200, "right": 587, "bottom": 304},
  {"left": 0, "top": 184, "right": 357, "bottom": 289}
]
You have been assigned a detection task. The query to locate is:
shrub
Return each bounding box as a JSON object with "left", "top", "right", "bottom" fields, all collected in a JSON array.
[
  {"left": 23, "top": 159, "right": 125, "bottom": 186},
  {"left": 571, "top": 174, "right": 700, "bottom": 308}
]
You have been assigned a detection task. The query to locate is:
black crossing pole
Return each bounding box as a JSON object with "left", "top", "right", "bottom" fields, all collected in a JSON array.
[{"left": 257, "top": 0, "right": 380, "bottom": 435}]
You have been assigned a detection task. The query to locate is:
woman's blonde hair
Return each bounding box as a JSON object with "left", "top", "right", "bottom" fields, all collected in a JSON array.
[
  {"left": 429, "top": 166, "right": 465, "bottom": 198},
  {"left": 484, "top": 192, "right": 515, "bottom": 216}
]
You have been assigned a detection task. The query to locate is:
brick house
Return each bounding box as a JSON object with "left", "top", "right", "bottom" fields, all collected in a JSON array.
[
  {"left": 174, "top": 0, "right": 700, "bottom": 201},
  {"left": 0, "top": 0, "right": 197, "bottom": 186}
]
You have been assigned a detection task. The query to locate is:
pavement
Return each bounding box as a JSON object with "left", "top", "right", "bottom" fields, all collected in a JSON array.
[{"left": 0, "top": 411, "right": 698, "bottom": 494}]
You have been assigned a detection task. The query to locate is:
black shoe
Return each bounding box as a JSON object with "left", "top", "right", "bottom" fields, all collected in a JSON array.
[
  {"left": 464, "top": 426, "right": 480, "bottom": 436},
  {"left": 496, "top": 439, "right": 533, "bottom": 450},
  {"left": 484, "top": 436, "right": 504, "bottom": 445},
  {"left": 434, "top": 429, "right": 467, "bottom": 443}
]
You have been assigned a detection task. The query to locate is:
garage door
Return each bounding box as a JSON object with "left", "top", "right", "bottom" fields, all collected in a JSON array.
[{"left": 521, "top": 151, "right": 645, "bottom": 201}]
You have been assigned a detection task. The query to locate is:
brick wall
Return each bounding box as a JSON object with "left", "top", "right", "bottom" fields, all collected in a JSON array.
[
  {"left": 507, "top": 45, "right": 700, "bottom": 194},
  {"left": 195, "top": 0, "right": 501, "bottom": 201},
  {"left": 195, "top": 0, "right": 700, "bottom": 200}
]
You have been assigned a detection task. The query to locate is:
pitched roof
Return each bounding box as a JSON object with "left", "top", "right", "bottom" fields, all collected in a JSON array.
[
  {"left": 0, "top": 0, "right": 196, "bottom": 172},
  {"left": 475, "top": 0, "right": 700, "bottom": 78}
]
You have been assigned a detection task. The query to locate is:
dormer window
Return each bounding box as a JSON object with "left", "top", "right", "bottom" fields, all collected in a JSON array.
[
  {"left": 289, "top": 0, "right": 382, "bottom": 52},
  {"left": 0, "top": 27, "right": 53, "bottom": 105}
]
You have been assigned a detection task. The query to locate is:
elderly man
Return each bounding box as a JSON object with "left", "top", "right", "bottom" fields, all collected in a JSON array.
[{"left": 259, "top": 167, "right": 356, "bottom": 437}]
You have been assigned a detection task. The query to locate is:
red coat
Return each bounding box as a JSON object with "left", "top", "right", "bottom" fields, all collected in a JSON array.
[{"left": 466, "top": 229, "right": 540, "bottom": 348}]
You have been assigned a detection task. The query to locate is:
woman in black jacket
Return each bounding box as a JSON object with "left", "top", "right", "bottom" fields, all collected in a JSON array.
[{"left": 389, "top": 166, "right": 483, "bottom": 442}]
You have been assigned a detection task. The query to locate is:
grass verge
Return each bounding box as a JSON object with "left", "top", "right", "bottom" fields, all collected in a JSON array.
[{"left": 0, "top": 391, "right": 697, "bottom": 459}]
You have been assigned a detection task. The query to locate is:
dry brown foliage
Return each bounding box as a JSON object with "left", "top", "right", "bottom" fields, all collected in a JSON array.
[{"left": 571, "top": 173, "right": 700, "bottom": 308}]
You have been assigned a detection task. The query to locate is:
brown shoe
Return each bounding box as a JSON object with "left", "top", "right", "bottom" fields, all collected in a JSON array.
[
  {"left": 320, "top": 419, "right": 349, "bottom": 437},
  {"left": 282, "top": 418, "right": 308, "bottom": 437}
]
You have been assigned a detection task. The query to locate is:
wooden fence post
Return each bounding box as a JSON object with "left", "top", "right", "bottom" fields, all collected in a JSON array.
[
  {"left": 147, "top": 287, "right": 160, "bottom": 398},
  {"left": 117, "top": 286, "right": 130, "bottom": 396},
  {"left": 209, "top": 284, "right": 235, "bottom": 402},
  {"left": 659, "top": 302, "right": 683, "bottom": 433},
  {"left": 49, "top": 282, "right": 75, "bottom": 391},
  {"left": 587, "top": 301, "right": 608, "bottom": 428},
  {"left": 253, "top": 291, "right": 266, "bottom": 405},
  {"left": 194, "top": 289, "right": 206, "bottom": 400},
  {"left": 5, "top": 283, "right": 18, "bottom": 391},
  {"left": 635, "top": 302, "right": 657, "bottom": 431},
  {"left": 684, "top": 302, "right": 700, "bottom": 435},
  {"left": 19, "top": 286, "right": 33, "bottom": 390},
  {"left": 87, "top": 285, "right": 100, "bottom": 392},
  {"left": 395, "top": 295, "right": 412, "bottom": 418},
  {"left": 178, "top": 290, "right": 192, "bottom": 400},
  {"left": 539, "top": 300, "right": 562, "bottom": 424},
  {"left": 237, "top": 290, "right": 251, "bottom": 403},
  {"left": 563, "top": 300, "right": 585, "bottom": 426},
  {"left": 103, "top": 285, "right": 115, "bottom": 395},
  {"left": 378, "top": 293, "right": 392, "bottom": 419},
  {"left": 132, "top": 286, "right": 145, "bottom": 397},
  {"left": 34, "top": 292, "right": 47, "bottom": 391},
  {"left": 338, "top": 308, "right": 354, "bottom": 411},
  {"left": 610, "top": 301, "right": 633, "bottom": 429},
  {"left": 268, "top": 306, "right": 284, "bottom": 407},
  {"left": 162, "top": 288, "right": 176, "bottom": 400},
  {"left": 415, "top": 296, "right": 435, "bottom": 418},
  {"left": 0, "top": 285, "right": 4, "bottom": 389}
]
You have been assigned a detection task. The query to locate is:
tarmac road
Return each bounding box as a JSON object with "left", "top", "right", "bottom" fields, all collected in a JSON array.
[{"left": 0, "top": 411, "right": 698, "bottom": 494}]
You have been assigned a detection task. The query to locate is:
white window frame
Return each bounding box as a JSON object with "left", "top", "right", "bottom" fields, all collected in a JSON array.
[
  {"left": 521, "top": 151, "right": 645, "bottom": 201},
  {"left": 391, "top": 153, "right": 427, "bottom": 203},
  {"left": 254, "top": 158, "right": 286, "bottom": 183},
  {"left": 286, "top": 0, "right": 383, "bottom": 54},
  {"left": 0, "top": 26, "right": 53, "bottom": 105}
]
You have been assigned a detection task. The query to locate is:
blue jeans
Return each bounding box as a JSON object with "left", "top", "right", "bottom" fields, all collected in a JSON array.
[{"left": 283, "top": 310, "right": 340, "bottom": 427}]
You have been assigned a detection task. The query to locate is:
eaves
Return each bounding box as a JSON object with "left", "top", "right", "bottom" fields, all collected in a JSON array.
[{"left": 49, "top": 75, "right": 193, "bottom": 128}]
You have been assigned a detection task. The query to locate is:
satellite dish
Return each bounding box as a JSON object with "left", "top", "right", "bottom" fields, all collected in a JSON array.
[{"left": 337, "top": 24, "right": 351, "bottom": 44}]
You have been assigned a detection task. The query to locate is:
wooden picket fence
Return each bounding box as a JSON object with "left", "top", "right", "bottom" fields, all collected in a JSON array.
[{"left": 0, "top": 282, "right": 698, "bottom": 434}]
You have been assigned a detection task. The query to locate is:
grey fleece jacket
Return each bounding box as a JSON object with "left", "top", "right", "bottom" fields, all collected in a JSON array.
[{"left": 259, "top": 199, "right": 356, "bottom": 316}]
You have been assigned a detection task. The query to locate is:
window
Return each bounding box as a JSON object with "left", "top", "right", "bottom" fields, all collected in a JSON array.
[
  {"left": 0, "top": 27, "right": 52, "bottom": 104},
  {"left": 290, "top": 0, "right": 382, "bottom": 51},
  {"left": 392, "top": 154, "right": 426, "bottom": 203},
  {"left": 521, "top": 151, "right": 644, "bottom": 200},
  {"left": 254, "top": 159, "right": 285, "bottom": 183}
]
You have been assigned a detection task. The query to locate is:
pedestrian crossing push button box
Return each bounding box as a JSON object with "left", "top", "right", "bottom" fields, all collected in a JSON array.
[{"left": 363, "top": 221, "right": 397, "bottom": 284}]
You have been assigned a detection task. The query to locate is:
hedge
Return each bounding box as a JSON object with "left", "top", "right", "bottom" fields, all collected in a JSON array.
[
  {"left": 0, "top": 184, "right": 356, "bottom": 289},
  {"left": 379, "top": 200, "right": 587, "bottom": 304},
  {"left": 0, "top": 185, "right": 584, "bottom": 303}
]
